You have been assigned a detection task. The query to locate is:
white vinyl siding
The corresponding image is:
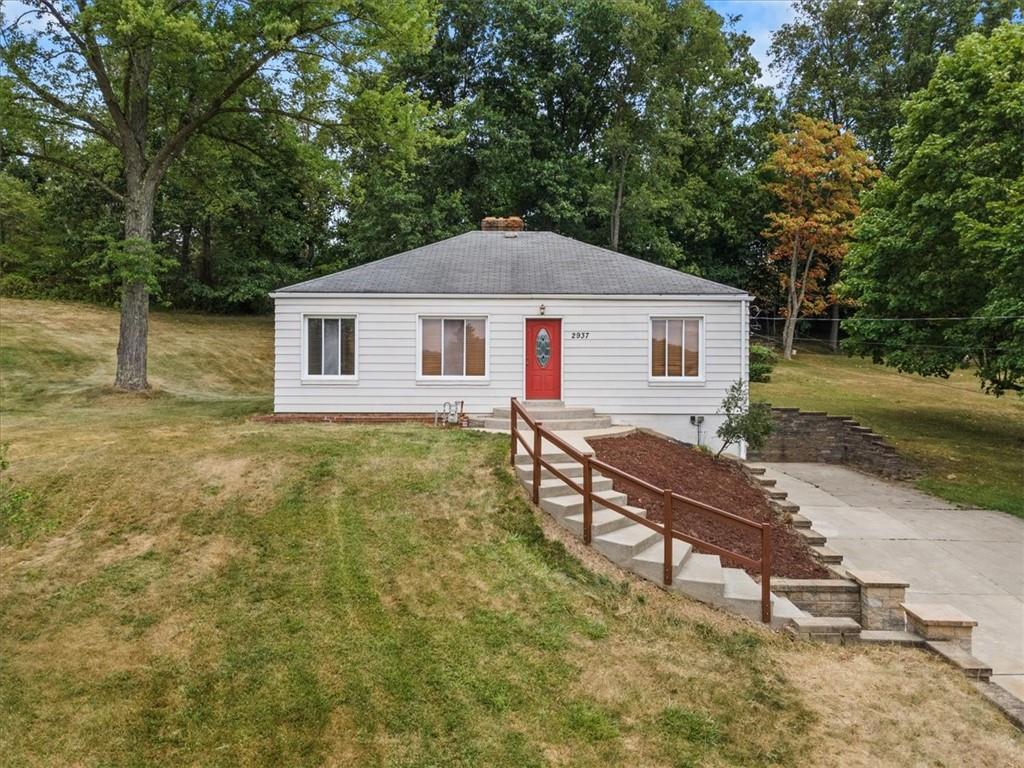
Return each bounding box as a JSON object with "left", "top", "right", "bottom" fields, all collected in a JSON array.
[{"left": 275, "top": 296, "right": 746, "bottom": 431}]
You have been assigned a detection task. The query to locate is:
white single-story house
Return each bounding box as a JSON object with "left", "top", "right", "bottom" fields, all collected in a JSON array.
[{"left": 270, "top": 218, "right": 752, "bottom": 454}]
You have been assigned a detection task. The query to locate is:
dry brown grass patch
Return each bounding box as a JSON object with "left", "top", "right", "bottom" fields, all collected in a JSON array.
[
  {"left": 776, "top": 644, "right": 1022, "bottom": 766},
  {"left": 16, "top": 616, "right": 138, "bottom": 678}
]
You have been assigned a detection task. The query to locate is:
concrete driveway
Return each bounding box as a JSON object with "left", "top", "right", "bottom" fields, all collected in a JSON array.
[{"left": 756, "top": 462, "right": 1024, "bottom": 699}]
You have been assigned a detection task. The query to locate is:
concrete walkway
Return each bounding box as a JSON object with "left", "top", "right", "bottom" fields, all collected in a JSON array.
[{"left": 758, "top": 462, "right": 1024, "bottom": 699}]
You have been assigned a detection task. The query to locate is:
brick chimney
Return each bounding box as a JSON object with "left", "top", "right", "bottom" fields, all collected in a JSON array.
[{"left": 481, "top": 216, "right": 524, "bottom": 232}]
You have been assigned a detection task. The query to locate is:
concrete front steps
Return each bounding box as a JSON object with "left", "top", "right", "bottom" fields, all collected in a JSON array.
[
  {"left": 481, "top": 401, "right": 612, "bottom": 431},
  {"left": 516, "top": 453, "right": 809, "bottom": 628}
]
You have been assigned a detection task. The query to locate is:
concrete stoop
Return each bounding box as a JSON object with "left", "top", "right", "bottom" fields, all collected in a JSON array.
[
  {"left": 479, "top": 401, "right": 613, "bottom": 431},
  {"left": 515, "top": 452, "right": 809, "bottom": 629}
]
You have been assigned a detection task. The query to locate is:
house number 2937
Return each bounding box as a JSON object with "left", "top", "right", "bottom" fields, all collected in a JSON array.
[{"left": 570, "top": 331, "right": 590, "bottom": 340}]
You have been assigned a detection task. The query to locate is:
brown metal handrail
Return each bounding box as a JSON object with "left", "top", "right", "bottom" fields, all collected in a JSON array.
[{"left": 509, "top": 397, "right": 772, "bottom": 623}]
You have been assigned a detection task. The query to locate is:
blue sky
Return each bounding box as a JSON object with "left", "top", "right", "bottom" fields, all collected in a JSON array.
[{"left": 705, "top": 1, "right": 797, "bottom": 85}]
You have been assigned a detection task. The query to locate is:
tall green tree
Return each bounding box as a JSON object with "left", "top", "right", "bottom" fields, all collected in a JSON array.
[
  {"left": 769, "top": 0, "right": 1019, "bottom": 347},
  {"left": 762, "top": 115, "right": 877, "bottom": 360},
  {"left": 1, "top": 0, "right": 431, "bottom": 389},
  {"left": 844, "top": 23, "right": 1024, "bottom": 396},
  {"left": 345, "top": 0, "right": 774, "bottom": 290},
  {"left": 770, "top": 0, "right": 1017, "bottom": 167}
]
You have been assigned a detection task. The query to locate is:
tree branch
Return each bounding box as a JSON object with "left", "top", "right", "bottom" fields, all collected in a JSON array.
[
  {"left": 145, "top": 47, "right": 278, "bottom": 187},
  {"left": 216, "top": 106, "right": 342, "bottom": 129},
  {"left": 47, "top": 0, "right": 135, "bottom": 150},
  {"left": 145, "top": 13, "right": 354, "bottom": 184},
  {"left": 3, "top": 57, "right": 119, "bottom": 146},
  {"left": 11, "top": 150, "right": 125, "bottom": 202}
]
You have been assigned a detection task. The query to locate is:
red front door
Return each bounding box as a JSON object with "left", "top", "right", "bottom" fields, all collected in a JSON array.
[{"left": 525, "top": 319, "right": 561, "bottom": 400}]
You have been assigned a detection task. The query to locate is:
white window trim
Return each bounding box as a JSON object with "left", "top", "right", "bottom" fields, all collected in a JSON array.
[
  {"left": 416, "top": 315, "right": 490, "bottom": 384},
  {"left": 647, "top": 315, "right": 706, "bottom": 385},
  {"left": 301, "top": 314, "right": 359, "bottom": 383}
]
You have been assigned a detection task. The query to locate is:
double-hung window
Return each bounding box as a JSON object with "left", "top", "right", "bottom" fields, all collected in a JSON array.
[
  {"left": 420, "top": 317, "right": 487, "bottom": 378},
  {"left": 651, "top": 318, "right": 701, "bottom": 379},
  {"left": 305, "top": 316, "right": 356, "bottom": 378}
]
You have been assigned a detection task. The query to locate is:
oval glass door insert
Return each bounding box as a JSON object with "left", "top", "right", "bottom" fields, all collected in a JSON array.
[{"left": 535, "top": 328, "right": 551, "bottom": 368}]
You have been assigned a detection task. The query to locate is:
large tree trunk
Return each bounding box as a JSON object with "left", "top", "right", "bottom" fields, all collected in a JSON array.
[
  {"left": 782, "top": 313, "right": 798, "bottom": 360},
  {"left": 609, "top": 154, "right": 627, "bottom": 251},
  {"left": 179, "top": 223, "right": 192, "bottom": 271},
  {"left": 782, "top": 241, "right": 815, "bottom": 360},
  {"left": 115, "top": 173, "right": 154, "bottom": 391},
  {"left": 199, "top": 216, "right": 213, "bottom": 286},
  {"left": 829, "top": 301, "right": 840, "bottom": 352}
]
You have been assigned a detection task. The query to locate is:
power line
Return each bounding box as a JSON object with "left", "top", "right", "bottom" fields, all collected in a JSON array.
[
  {"left": 748, "top": 331, "right": 1007, "bottom": 353},
  {"left": 751, "top": 315, "right": 1024, "bottom": 322}
]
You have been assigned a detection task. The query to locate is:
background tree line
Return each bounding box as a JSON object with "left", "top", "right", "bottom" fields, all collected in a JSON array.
[{"left": 1, "top": 1, "right": 1020, "bottom": 392}]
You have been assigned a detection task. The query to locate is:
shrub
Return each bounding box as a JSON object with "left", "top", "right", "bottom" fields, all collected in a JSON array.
[
  {"left": 749, "top": 344, "right": 778, "bottom": 383},
  {"left": 715, "top": 381, "right": 773, "bottom": 458}
]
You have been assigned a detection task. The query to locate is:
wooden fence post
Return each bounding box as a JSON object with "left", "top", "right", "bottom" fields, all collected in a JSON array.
[
  {"left": 663, "top": 489, "right": 673, "bottom": 586},
  {"left": 582, "top": 452, "right": 593, "bottom": 545},
  {"left": 532, "top": 422, "right": 542, "bottom": 505},
  {"left": 761, "top": 522, "right": 772, "bottom": 624},
  {"left": 509, "top": 398, "right": 516, "bottom": 466}
]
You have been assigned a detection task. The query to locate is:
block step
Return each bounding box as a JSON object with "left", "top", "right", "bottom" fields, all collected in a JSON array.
[
  {"left": 859, "top": 630, "right": 925, "bottom": 647},
  {"left": 772, "top": 500, "right": 800, "bottom": 514},
  {"left": 787, "top": 616, "right": 862, "bottom": 644},
  {"left": 797, "top": 528, "right": 827, "bottom": 547},
  {"left": 628, "top": 539, "right": 692, "bottom": 583},
  {"left": 563, "top": 506, "right": 646, "bottom": 537},
  {"left": 535, "top": 476, "right": 612, "bottom": 499},
  {"left": 713, "top": 568, "right": 768, "bottom": 622},
  {"left": 789, "top": 514, "right": 812, "bottom": 529},
  {"left": 516, "top": 461, "right": 586, "bottom": 483},
  {"left": 539, "top": 489, "right": 628, "bottom": 519},
  {"left": 670, "top": 553, "right": 725, "bottom": 602},
  {"left": 515, "top": 452, "right": 572, "bottom": 467},
  {"left": 486, "top": 416, "right": 612, "bottom": 431},
  {"left": 811, "top": 545, "right": 844, "bottom": 564},
  {"left": 492, "top": 406, "right": 596, "bottom": 420},
  {"left": 771, "top": 596, "right": 811, "bottom": 628},
  {"left": 924, "top": 641, "right": 992, "bottom": 681},
  {"left": 593, "top": 523, "right": 662, "bottom": 563}
]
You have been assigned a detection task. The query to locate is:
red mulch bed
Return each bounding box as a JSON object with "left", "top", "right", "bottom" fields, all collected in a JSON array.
[{"left": 586, "top": 432, "right": 832, "bottom": 579}]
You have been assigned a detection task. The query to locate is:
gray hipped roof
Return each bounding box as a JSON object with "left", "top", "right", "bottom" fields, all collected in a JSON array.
[{"left": 275, "top": 231, "right": 745, "bottom": 296}]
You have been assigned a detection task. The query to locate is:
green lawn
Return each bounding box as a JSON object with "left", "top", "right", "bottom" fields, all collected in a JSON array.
[
  {"left": 2, "top": 298, "right": 1021, "bottom": 766},
  {"left": 752, "top": 350, "right": 1024, "bottom": 516}
]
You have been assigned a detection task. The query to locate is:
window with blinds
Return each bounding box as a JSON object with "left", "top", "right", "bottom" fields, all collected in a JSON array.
[
  {"left": 421, "top": 318, "right": 486, "bottom": 377},
  {"left": 306, "top": 317, "right": 356, "bottom": 377},
  {"left": 651, "top": 318, "right": 700, "bottom": 378}
]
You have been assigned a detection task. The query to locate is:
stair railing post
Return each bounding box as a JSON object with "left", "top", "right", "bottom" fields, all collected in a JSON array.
[
  {"left": 582, "top": 452, "right": 594, "bottom": 545},
  {"left": 509, "top": 398, "right": 516, "bottom": 466},
  {"left": 761, "top": 522, "right": 772, "bottom": 624},
  {"left": 532, "top": 422, "right": 542, "bottom": 505},
  {"left": 663, "top": 489, "right": 673, "bottom": 586}
]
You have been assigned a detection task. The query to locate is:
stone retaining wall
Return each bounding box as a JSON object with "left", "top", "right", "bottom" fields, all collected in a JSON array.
[
  {"left": 749, "top": 408, "right": 918, "bottom": 479},
  {"left": 771, "top": 578, "right": 862, "bottom": 621}
]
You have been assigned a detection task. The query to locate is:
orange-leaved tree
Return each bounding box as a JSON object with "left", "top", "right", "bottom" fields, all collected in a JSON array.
[{"left": 762, "top": 115, "right": 878, "bottom": 359}]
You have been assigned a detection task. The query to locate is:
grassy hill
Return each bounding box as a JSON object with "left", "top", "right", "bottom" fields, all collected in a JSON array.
[
  {"left": 752, "top": 350, "right": 1024, "bottom": 516},
  {"left": 1, "top": 298, "right": 1021, "bottom": 766}
]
